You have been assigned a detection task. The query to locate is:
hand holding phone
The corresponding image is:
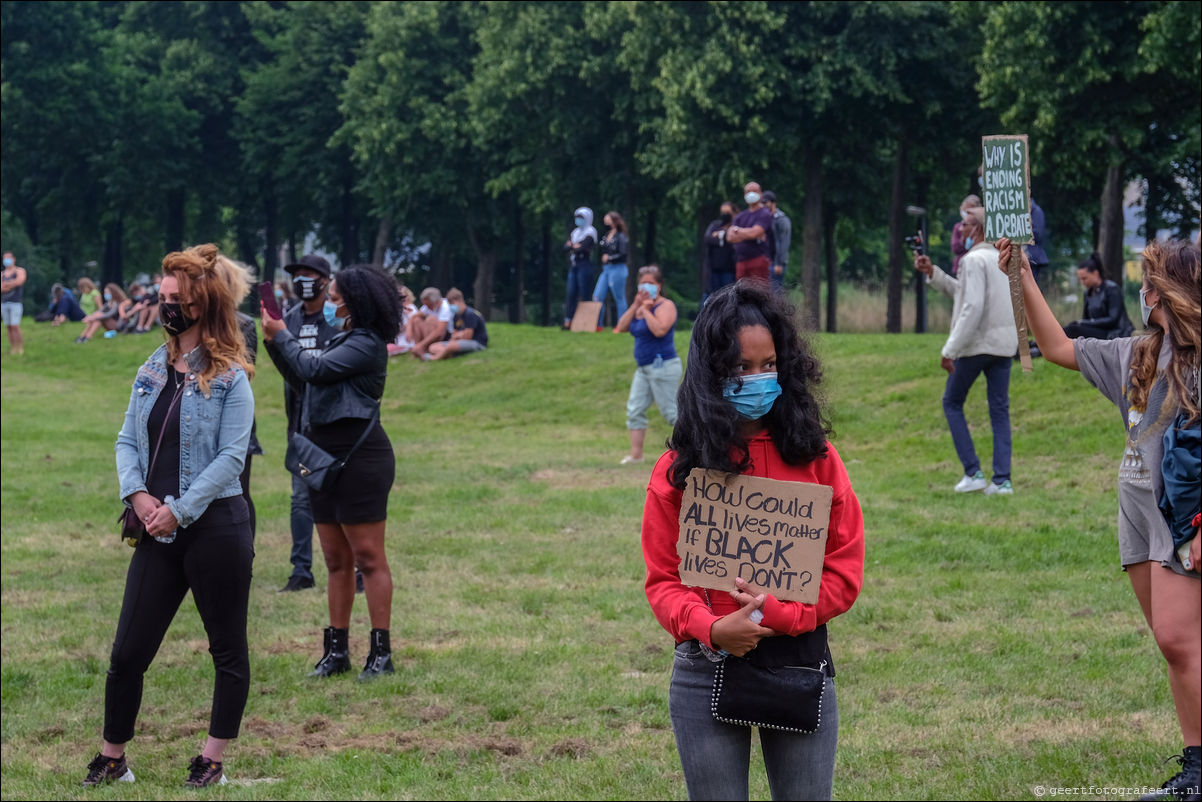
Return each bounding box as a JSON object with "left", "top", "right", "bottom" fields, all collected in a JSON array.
[{"left": 259, "top": 280, "right": 282, "bottom": 319}]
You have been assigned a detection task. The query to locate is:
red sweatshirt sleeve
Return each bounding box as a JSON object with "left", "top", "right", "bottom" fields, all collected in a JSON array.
[
  {"left": 642, "top": 452, "right": 722, "bottom": 647},
  {"left": 757, "top": 445, "right": 865, "bottom": 635}
]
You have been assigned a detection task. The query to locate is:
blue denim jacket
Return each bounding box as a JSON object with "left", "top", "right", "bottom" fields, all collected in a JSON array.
[{"left": 115, "top": 344, "right": 254, "bottom": 528}]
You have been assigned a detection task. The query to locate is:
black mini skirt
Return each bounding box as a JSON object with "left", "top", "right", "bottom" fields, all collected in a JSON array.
[{"left": 305, "top": 417, "right": 394, "bottom": 524}]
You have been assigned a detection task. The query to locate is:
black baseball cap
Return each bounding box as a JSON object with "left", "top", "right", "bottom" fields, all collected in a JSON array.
[
  {"left": 761, "top": 190, "right": 777, "bottom": 203},
  {"left": 283, "top": 254, "right": 332, "bottom": 278}
]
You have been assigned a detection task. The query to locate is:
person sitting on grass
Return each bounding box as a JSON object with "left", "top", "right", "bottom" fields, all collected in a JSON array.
[
  {"left": 387, "top": 283, "right": 419, "bottom": 357},
  {"left": 406, "top": 286, "right": 452, "bottom": 360},
  {"left": 1063, "top": 252, "right": 1134, "bottom": 341},
  {"left": 427, "top": 287, "right": 488, "bottom": 361},
  {"left": 49, "top": 283, "right": 86, "bottom": 326},
  {"left": 129, "top": 274, "right": 162, "bottom": 333},
  {"left": 75, "top": 284, "right": 128, "bottom": 343},
  {"left": 116, "top": 283, "right": 146, "bottom": 332}
]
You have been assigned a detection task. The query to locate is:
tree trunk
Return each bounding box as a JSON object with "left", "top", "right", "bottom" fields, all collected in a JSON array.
[
  {"left": 263, "top": 187, "right": 279, "bottom": 278},
  {"left": 429, "top": 248, "right": 452, "bottom": 293},
  {"left": 800, "top": 145, "right": 823, "bottom": 329},
  {"left": 1143, "top": 178, "right": 1158, "bottom": 247},
  {"left": 1097, "top": 133, "right": 1125, "bottom": 285},
  {"left": 542, "top": 220, "right": 552, "bottom": 326},
  {"left": 886, "top": 138, "right": 909, "bottom": 333},
  {"left": 644, "top": 207, "right": 658, "bottom": 265},
  {"left": 103, "top": 217, "right": 124, "bottom": 286},
  {"left": 372, "top": 217, "right": 392, "bottom": 267},
  {"left": 511, "top": 203, "right": 525, "bottom": 324},
  {"left": 472, "top": 250, "right": 496, "bottom": 320},
  {"left": 824, "top": 204, "right": 837, "bottom": 334},
  {"left": 166, "top": 189, "right": 185, "bottom": 253},
  {"left": 340, "top": 179, "right": 357, "bottom": 267},
  {"left": 698, "top": 205, "right": 713, "bottom": 300}
]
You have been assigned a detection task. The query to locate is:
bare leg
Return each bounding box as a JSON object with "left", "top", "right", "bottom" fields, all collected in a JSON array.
[
  {"left": 343, "top": 521, "right": 392, "bottom": 630},
  {"left": 316, "top": 523, "right": 356, "bottom": 628},
  {"left": 1149, "top": 566, "right": 1202, "bottom": 744},
  {"left": 200, "top": 736, "right": 230, "bottom": 762},
  {"left": 628, "top": 428, "right": 646, "bottom": 460}
]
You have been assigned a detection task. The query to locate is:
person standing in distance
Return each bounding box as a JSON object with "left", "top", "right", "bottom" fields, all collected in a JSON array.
[
  {"left": 914, "top": 206, "right": 1018, "bottom": 495},
  {"left": 264, "top": 254, "right": 337, "bottom": 592},
  {"left": 763, "top": 191, "right": 791, "bottom": 293},
  {"left": 702, "top": 201, "right": 739, "bottom": 302},
  {"left": 726, "top": 183, "right": 774, "bottom": 284},
  {"left": 1, "top": 252, "right": 27, "bottom": 354}
]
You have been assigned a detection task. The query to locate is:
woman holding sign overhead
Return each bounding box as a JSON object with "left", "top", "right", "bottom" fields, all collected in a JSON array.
[{"left": 640, "top": 280, "right": 864, "bottom": 801}]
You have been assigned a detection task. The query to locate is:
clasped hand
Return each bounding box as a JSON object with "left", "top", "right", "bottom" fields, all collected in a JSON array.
[
  {"left": 710, "top": 576, "right": 776, "bottom": 657},
  {"left": 130, "top": 491, "right": 178, "bottom": 537}
]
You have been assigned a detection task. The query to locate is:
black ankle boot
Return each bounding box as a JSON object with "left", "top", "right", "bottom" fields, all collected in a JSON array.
[
  {"left": 308, "top": 626, "right": 350, "bottom": 677},
  {"left": 1140, "top": 746, "right": 1202, "bottom": 801},
  {"left": 357, "top": 628, "right": 394, "bottom": 681}
]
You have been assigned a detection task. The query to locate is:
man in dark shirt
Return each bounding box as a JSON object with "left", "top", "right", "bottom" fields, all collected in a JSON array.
[
  {"left": 1063, "top": 253, "right": 1133, "bottom": 340},
  {"left": 702, "top": 201, "right": 738, "bottom": 301},
  {"left": 763, "top": 190, "right": 792, "bottom": 293},
  {"left": 726, "top": 181, "right": 774, "bottom": 283},
  {"left": 264, "top": 254, "right": 337, "bottom": 592},
  {"left": 428, "top": 287, "right": 488, "bottom": 360}
]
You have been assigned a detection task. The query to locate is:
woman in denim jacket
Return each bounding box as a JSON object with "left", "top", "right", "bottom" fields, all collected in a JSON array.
[{"left": 84, "top": 245, "right": 255, "bottom": 790}]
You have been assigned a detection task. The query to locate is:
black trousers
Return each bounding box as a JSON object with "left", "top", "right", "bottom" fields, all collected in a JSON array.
[
  {"left": 1063, "top": 321, "right": 1115, "bottom": 340},
  {"left": 104, "top": 506, "right": 253, "bottom": 744}
]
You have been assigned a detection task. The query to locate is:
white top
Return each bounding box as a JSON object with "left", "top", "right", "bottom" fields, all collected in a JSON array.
[{"left": 927, "top": 243, "right": 1019, "bottom": 359}]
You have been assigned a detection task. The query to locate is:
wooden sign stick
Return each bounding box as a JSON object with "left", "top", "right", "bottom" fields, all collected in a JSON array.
[{"left": 1009, "top": 245, "right": 1033, "bottom": 373}]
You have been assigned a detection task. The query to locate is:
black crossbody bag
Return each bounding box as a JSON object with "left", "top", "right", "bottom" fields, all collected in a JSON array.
[
  {"left": 704, "top": 590, "right": 834, "bottom": 733},
  {"left": 285, "top": 385, "right": 379, "bottom": 493}
]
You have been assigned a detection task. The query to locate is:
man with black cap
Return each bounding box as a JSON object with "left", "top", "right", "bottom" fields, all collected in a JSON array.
[
  {"left": 763, "top": 190, "right": 791, "bottom": 293},
  {"left": 265, "top": 254, "right": 338, "bottom": 592}
]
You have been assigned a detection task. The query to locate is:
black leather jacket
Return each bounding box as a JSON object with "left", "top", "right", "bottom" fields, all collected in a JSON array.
[{"left": 271, "top": 327, "right": 387, "bottom": 427}]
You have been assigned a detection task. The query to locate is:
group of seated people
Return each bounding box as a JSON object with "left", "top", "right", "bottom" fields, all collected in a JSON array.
[
  {"left": 387, "top": 284, "right": 489, "bottom": 361},
  {"left": 69, "top": 275, "right": 163, "bottom": 342}
]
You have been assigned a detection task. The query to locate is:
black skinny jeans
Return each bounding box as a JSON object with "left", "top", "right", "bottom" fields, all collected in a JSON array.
[{"left": 104, "top": 509, "right": 254, "bottom": 744}]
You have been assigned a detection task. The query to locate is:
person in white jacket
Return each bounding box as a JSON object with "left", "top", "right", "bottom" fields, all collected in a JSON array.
[{"left": 914, "top": 206, "right": 1019, "bottom": 495}]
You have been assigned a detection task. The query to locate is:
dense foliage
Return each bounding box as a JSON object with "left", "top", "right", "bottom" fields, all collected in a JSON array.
[{"left": 2, "top": 1, "right": 1197, "bottom": 327}]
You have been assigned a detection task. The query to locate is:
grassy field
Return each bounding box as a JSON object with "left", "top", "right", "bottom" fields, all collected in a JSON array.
[{"left": 0, "top": 314, "right": 1180, "bottom": 801}]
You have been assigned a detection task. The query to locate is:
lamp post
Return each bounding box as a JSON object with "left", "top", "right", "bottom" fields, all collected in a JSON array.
[{"left": 906, "top": 204, "right": 928, "bottom": 334}]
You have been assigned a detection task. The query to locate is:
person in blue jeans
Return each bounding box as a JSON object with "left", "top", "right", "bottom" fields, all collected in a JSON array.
[
  {"left": 913, "top": 207, "right": 1018, "bottom": 495},
  {"left": 562, "top": 206, "right": 596, "bottom": 329},
  {"left": 593, "top": 210, "right": 630, "bottom": 329}
]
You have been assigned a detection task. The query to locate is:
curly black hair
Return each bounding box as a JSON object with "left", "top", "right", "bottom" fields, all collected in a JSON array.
[
  {"left": 667, "top": 281, "right": 828, "bottom": 490},
  {"left": 335, "top": 264, "right": 403, "bottom": 344}
]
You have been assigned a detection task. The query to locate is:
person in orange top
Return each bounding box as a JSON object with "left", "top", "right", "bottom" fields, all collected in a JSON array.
[{"left": 640, "top": 280, "right": 864, "bottom": 801}]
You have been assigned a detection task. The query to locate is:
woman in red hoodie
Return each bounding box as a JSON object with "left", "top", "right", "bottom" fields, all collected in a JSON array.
[{"left": 641, "top": 280, "right": 864, "bottom": 801}]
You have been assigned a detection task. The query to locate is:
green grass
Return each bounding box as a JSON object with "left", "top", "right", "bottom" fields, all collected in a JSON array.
[{"left": 0, "top": 318, "right": 1178, "bottom": 801}]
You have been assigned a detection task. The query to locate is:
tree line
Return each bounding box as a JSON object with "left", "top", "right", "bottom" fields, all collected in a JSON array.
[{"left": 2, "top": 1, "right": 1197, "bottom": 330}]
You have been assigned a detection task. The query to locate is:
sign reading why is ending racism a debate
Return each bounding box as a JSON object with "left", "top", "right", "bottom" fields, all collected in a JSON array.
[
  {"left": 982, "top": 134, "right": 1034, "bottom": 245},
  {"left": 676, "top": 469, "right": 831, "bottom": 605}
]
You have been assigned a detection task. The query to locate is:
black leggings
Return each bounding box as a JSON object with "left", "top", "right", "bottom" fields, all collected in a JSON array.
[{"left": 104, "top": 510, "right": 254, "bottom": 744}]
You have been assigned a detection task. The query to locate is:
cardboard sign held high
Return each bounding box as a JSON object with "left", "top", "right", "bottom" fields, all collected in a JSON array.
[
  {"left": 676, "top": 469, "right": 831, "bottom": 604},
  {"left": 982, "top": 133, "right": 1034, "bottom": 373}
]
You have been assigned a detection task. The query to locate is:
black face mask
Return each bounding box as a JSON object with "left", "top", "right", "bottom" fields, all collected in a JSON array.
[
  {"left": 720, "top": 212, "right": 732, "bottom": 224},
  {"left": 159, "top": 302, "right": 197, "bottom": 337},
  {"left": 293, "top": 276, "right": 323, "bottom": 301}
]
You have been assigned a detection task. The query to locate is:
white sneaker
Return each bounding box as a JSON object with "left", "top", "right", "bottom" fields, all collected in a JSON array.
[
  {"left": 983, "top": 480, "right": 1013, "bottom": 496},
  {"left": 619, "top": 455, "right": 644, "bottom": 465},
  {"left": 953, "top": 471, "right": 989, "bottom": 493}
]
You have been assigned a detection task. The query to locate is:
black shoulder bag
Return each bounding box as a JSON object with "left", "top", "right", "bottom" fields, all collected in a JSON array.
[
  {"left": 285, "top": 385, "right": 379, "bottom": 493},
  {"left": 704, "top": 589, "right": 834, "bottom": 733},
  {"left": 118, "top": 378, "right": 186, "bottom": 548}
]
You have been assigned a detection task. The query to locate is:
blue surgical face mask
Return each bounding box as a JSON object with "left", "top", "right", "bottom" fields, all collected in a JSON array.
[
  {"left": 723, "top": 372, "right": 782, "bottom": 420},
  {"left": 323, "top": 300, "right": 347, "bottom": 331},
  {"left": 574, "top": 217, "right": 586, "bottom": 228},
  {"left": 104, "top": 292, "right": 112, "bottom": 302},
  {"left": 449, "top": 303, "right": 461, "bottom": 315},
  {"left": 638, "top": 282, "right": 658, "bottom": 299},
  {"left": 274, "top": 288, "right": 284, "bottom": 300},
  {"left": 1139, "top": 287, "right": 1158, "bottom": 328},
  {"left": 964, "top": 236, "right": 975, "bottom": 249},
  {"left": 744, "top": 191, "right": 760, "bottom": 205}
]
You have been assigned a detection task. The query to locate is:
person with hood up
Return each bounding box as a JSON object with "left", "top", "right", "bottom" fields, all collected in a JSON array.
[{"left": 563, "top": 206, "right": 597, "bottom": 329}]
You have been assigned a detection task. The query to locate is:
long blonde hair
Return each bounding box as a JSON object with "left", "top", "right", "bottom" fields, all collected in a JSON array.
[
  {"left": 1128, "top": 240, "right": 1200, "bottom": 423},
  {"left": 161, "top": 244, "right": 254, "bottom": 392}
]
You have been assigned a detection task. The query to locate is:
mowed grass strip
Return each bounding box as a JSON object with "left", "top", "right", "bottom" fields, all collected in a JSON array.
[{"left": 0, "top": 319, "right": 1174, "bottom": 801}]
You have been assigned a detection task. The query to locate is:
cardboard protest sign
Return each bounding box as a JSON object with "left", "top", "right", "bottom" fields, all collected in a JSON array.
[
  {"left": 983, "top": 133, "right": 1034, "bottom": 373},
  {"left": 676, "top": 469, "right": 831, "bottom": 604},
  {"left": 569, "top": 300, "right": 602, "bottom": 332}
]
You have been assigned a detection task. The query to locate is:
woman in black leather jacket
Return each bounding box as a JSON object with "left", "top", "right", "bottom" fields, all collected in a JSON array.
[{"left": 262, "top": 265, "right": 402, "bottom": 681}]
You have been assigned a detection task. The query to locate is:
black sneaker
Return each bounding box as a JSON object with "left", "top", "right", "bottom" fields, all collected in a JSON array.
[
  {"left": 279, "top": 575, "right": 315, "bottom": 592},
  {"left": 83, "top": 752, "right": 134, "bottom": 787},
  {"left": 1140, "top": 747, "right": 1202, "bottom": 801},
  {"left": 184, "top": 755, "right": 227, "bottom": 788}
]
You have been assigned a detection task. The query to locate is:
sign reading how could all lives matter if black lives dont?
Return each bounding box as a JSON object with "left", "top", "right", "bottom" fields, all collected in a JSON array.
[
  {"left": 981, "top": 134, "right": 1034, "bottom": 245},
  {"left": 677, "top": 469, "right": 831, "bottom": 605}
]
